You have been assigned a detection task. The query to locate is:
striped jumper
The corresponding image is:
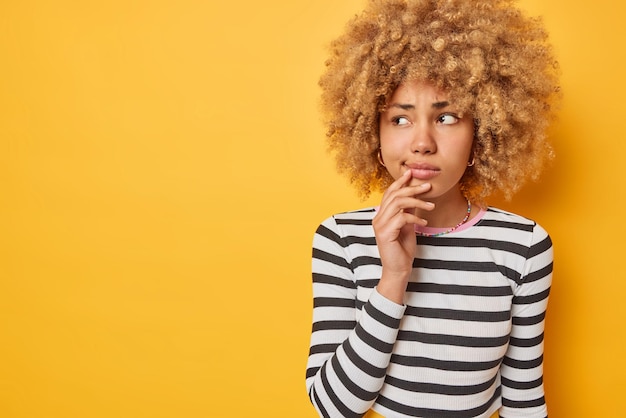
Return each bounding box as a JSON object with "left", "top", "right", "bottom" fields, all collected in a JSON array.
[{"left": 306, "top": 207, "right": 552, "bottom": 418}]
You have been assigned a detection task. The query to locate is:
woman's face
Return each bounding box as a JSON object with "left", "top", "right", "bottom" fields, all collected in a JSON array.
[{"left": 379, "top": 80, "right": 474, "bottom": 203}]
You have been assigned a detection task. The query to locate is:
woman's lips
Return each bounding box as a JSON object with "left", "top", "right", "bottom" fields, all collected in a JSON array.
[{"left": 406, "top": 163, "right": 440, "bottom": 180}]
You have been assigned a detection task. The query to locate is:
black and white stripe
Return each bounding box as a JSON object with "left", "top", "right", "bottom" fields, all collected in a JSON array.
[{"left": 306, "top": 207, "right": 551, "bottom": 418}]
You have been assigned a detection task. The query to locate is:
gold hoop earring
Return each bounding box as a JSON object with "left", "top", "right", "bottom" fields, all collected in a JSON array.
[
  {"left": 467, "top": 156, "right": 475, "bottom": 167},
  {"left": 377, "top": 149, "right": 386, "bottom": 167}
]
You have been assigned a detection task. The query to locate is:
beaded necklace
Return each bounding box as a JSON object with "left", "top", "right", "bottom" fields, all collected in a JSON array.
[{"left": 415, "top": 199, "right": 471, "bottom": 237}]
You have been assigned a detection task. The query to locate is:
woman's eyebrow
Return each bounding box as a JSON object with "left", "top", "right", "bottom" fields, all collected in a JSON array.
[
  {"left": 432, "top": 101, "right": 450, "bottom": 109},
  {"left": 388, "top": 101, "right": 450, "bottom": 110}
]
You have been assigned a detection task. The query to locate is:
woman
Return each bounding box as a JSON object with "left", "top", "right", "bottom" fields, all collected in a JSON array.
[{"left": 305, "top": 0, "right": 560, "bottom": 417}]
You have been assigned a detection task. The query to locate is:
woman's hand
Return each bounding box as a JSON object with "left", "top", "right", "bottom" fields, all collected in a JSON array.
[{"left": 372, "top": 169, "right": 434, "bottom": 304}]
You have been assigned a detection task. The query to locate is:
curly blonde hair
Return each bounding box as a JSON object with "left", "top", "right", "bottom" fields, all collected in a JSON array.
[{"left": 320, "top": 0, "right": 560, "bottom": 203}]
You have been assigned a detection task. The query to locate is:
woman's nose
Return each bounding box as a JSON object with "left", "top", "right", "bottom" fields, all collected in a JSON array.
[{"left": 411, "top": 125, "right": 436, "bottom": 154}]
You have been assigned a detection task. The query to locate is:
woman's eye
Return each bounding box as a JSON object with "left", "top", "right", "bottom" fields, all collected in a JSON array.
[
  {"left": 437, "top": 114, "right": 459, "bottom": 125},
  {"left": 392, "top": 116, "right": 410, "bottom": 126}
]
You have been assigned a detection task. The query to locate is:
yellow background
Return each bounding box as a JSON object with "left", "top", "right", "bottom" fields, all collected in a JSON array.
[{"left": 1, "top": 0, "right": 624, "bottom": 416}]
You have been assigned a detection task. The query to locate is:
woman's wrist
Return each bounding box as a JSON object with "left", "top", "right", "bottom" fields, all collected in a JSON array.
[{"left": 377, "top": 271, "right": 410, "bottom": 305}]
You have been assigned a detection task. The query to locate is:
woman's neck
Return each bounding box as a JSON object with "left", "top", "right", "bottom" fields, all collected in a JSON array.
[{"left": 415, "top": 190, "right": 473, "bottom": 228}]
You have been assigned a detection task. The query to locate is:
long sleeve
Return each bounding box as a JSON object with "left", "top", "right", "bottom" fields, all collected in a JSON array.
[
  {"left": 305, "top": 208, "right": 554, "bottom": 418},
  {"left": 306, "top": 215, "right": 406, "bottom": 418},
  {"left": 499, "top": 223, "right": 553, "bottom": 418}
]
